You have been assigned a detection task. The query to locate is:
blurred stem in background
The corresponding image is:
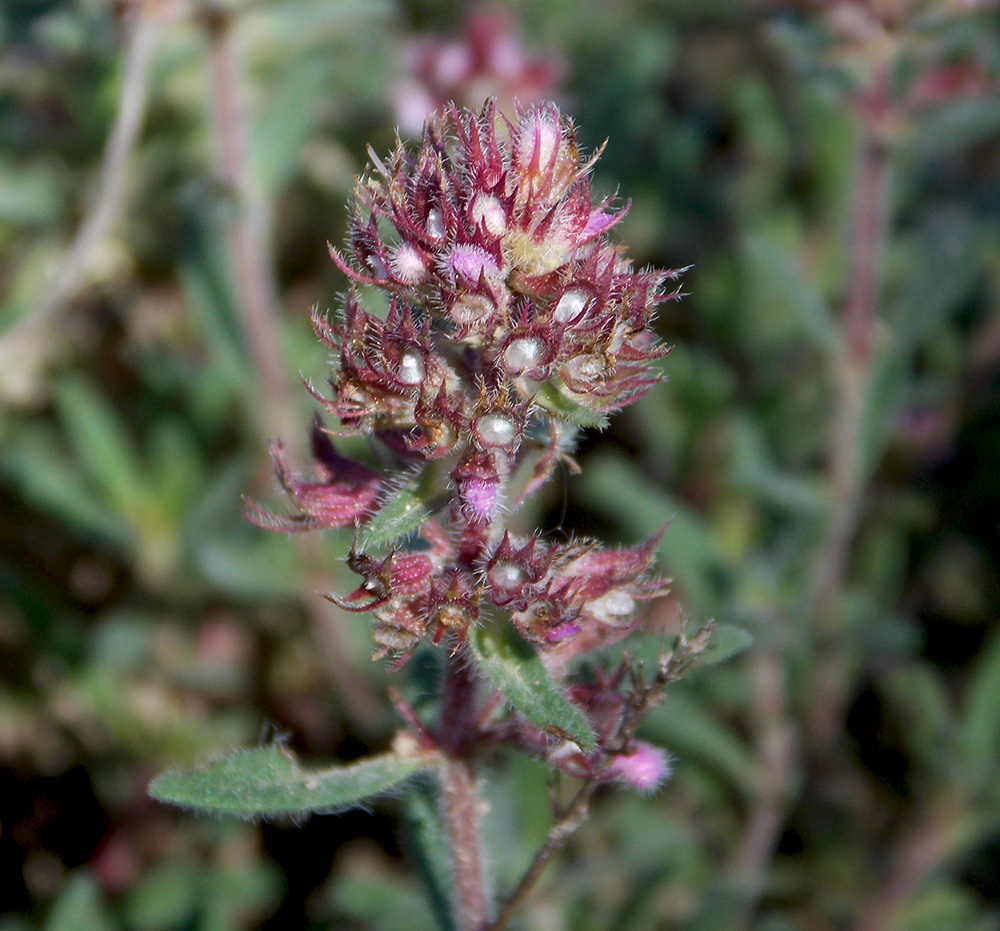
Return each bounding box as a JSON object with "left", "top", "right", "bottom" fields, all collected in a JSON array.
[
  {"left": 807, "top": 57, "right": 892, "bottom": 757},
  {"left": 202, "top": 3, "right": 291, "bottom": 443},
  {"left": 0, "top": 0, "right": 162, "bottom": 402},
  {"left": 200, "top": 3, "right": 384, "bottom": 730}
]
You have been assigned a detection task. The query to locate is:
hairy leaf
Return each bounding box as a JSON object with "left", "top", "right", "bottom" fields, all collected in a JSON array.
[
  {"left": 356, "top": 468, "right": 442, "bottom": 553},
  {"left": 468, "top": 621, "right": 596, "bottom": 753},
  {"left": 149, "top": 745, "right": 435, "bottom": 817},
  {"left": 534, "top": 376, "right": 610, "bottom": 428}
]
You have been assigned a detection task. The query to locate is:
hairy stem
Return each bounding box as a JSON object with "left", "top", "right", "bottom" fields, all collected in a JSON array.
[
  {"left": 203, "top": 9, "right": 386, "bottom": 730},
  {"left": 807, "top": 65, "right": 892, "bottom": 752},
  {"left": 439, "top": 656, "right": 492, "bottom": 931},
  {"left": 204, "top": 6, "right": 291, "bottom": 440}
]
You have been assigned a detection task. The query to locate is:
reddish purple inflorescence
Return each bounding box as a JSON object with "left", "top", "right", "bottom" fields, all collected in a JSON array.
[{"left": 251, "top": 101, "right": 683, "bottom": 670}]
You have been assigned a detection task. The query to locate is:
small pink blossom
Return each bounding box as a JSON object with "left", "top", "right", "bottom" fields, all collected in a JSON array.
[{"left": 606, "top": 743, "right": 671, "bottom": 792}]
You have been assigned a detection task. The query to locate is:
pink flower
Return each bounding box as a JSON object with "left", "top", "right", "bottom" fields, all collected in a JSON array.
[
  {"left": 270, "top": 101, "right": 683, "bottom": 665},
  {"left": 606, "top": 743, "right": 671, "bottom": 792},
  {"left": 391, "top": 7, "right": 564, "bottom": 135}
]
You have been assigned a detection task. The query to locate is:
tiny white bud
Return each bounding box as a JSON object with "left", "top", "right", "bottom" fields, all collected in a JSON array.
[
  {"left": 518, "top": 114, "right": 561, "bottom": 172},
  {"left": 476, "top": 414, "right": 516, "bottom": 447},
  {"left": 450, "top": 294, "right": 493, "bottom": 327},
  {"left": 390, "top": 244, "right": 428, "bottom": 284},
  {"left": 489, "top": 561, "right": 525, "bottom": 590},
  {"left": 590, "top": 589, "right": 635, "bottom": 625},
  {"left": 553, "top": 290, "right": 588, "bottom": 324},
  {"left": 397, "top": 350, "right": 425, "bottom": 385},
  {"left": 427, "top": 208, "right": 445, "bottom": 239},
  {"left": 471, "top": 194, "right": 507, "bottom": 236},
  {"left": 503, "top": 337, "right": 543, "bottom": 374},
  {"left": 566, "top": 353, "right": 605, "bottom": 382}
]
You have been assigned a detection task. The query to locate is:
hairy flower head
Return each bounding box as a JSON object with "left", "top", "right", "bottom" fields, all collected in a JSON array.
[{"left": 255, "top": 101, "right": 683, "bottom": 667}]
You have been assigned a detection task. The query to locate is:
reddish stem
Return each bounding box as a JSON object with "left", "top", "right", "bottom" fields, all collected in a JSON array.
[
  {"left": 808, "top": 65, "right": 892, "bottom": 751},
  {"left": 438, "top": 655, "right": 492, "bottom": 931},
  {"left": 204, "top": 7, "right": 289, "bottom": 438}
]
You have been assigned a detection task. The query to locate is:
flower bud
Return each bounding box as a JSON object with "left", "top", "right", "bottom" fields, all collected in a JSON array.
[{"left": 606, "top": 742, "right": 671, "bottom": 792}]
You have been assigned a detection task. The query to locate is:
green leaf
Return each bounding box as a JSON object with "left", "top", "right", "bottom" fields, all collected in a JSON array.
[
  {"left": 43, "top": 874, "right": 114, "bottom": 931},
  {"left": 468, "top": 621, "right": 596, "bottom": 753},
  {"left": 149, "top": 744, "right": 435, "bottom": 817},
  {"left": 642, "top": 690, "right": 758, "bottom": 796},
  {"left": 740, "top": 225, "right": 839, "bottom": 355},
  {"left": 534, "top": 376, "right": 610, "bottom": 428},
  {"left": 196, "top": 537, "right": 308, "bottom": 598},
  {"left": 881, "top": 663, "right": 955, "bottom": 777},
  {"left": 0, "top": 161, "right": 62, "bottom": 224},
  {"left": 403, "top": 778, "right": 458, "bottom": 931},
  {"left": 356, "top": 468, "right": 442, "bottom": 554},
  {"left": 578, "top": 450, "right": 721, "bottom": 616},
  {"left": 331, "top": 875, "right": 439, "bottom": 931},
  {"left": 700, "top": 624, "right": 753, "bottom": 667},
  {"left": 53, "top": 378, "right": 146, "bottom": 516},
  {"left": 958, "top": 632, "right": 1000, "bottom": 792},
  {"left": 252, "top": 55, "right": 333, "bottom": 194},
  {"left": 123, "top": 862, "right": 197, "bottom": 931},
  {"left": 729, "top": 415, "right": 825, "bottom": 515},
  {"left": 0, "top": 443, "right": 129, "bottom": 545}
]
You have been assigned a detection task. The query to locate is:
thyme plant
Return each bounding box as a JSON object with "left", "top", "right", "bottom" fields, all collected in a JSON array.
[{"left": 151, "top": 100, "right": 727, "bottom": 931}]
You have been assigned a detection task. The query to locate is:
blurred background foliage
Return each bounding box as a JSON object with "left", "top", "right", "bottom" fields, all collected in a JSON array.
[{"left": 2, "top": 0, "right": 1000, "bottom": 928}]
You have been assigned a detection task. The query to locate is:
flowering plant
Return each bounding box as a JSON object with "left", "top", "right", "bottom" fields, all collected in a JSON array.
[{"left": 151, "top": 100, "right": 725, "bottom": 930}]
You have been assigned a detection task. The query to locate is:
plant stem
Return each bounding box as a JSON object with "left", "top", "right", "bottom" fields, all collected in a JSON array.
[
  {"left": 439, "top": 655, "right": 492, "bottom": 931},
  {"left": 204, "top": 5, "right": 291, "bottom": 441},
  {"left": 486, "top": 780, "right": 597, "bottom": 931},
  {"left": 807, "top": 64, "right": 892, "bottom": 752},
  {"left": 0, "top": 0, "right": 161, "bottom": 397},
  {"left": 726, "top": 647, "right": 797, "bottom": 931},
  {"left": 204, "top": 7, "right": 388, "bottom": 732}
]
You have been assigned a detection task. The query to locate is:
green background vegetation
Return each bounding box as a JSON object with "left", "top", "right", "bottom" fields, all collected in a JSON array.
[{"left": 2, "top": 0, "right": 1000, "bottom": 928}]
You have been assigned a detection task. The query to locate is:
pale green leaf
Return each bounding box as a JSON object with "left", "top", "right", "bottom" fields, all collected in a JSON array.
[
  {"left": 53, "top": 378, "right": 145, "bottom": 516},
  {"left": 43, "top": 874, "right": 114, "bottom": 931},
  {"left": 642, "top": 690, "right": 758, "bottom": 796},
  {"left": 534, "top": 376, "right": 610, "bottom": 428},
  {"left": 700, "top": 624, "right": 753, "bottom": 667},
  {"left": 403, "top": 778, "right": 457, "bottom": 931},
  {"left": 468, "top": 621, "right": 596, "bottom": 753},
  {"left": 149, "top": 745, "right": 435, "bottom": 817},
  {"left": 958, "top": 632, "right": 1000, "bottom": 792},
  {"left": 356, "top": 468, "right": 442, "bottom": 554},
  {"left": 0, "top": 444, "right": 129, "bottom": 545}
]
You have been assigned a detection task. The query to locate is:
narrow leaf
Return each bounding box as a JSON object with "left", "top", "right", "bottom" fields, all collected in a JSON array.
[
  {"left": 44, "top": 874, "right": 114, "bottom": 931},
  {"left": 356, "top": 467, "right": 442, "bottom": 554},
  {"left": 579, "top": 450, "right": 720, "bottom": 616},
  {"left": 403, "top": 778, "right": 458, "bottom": 931},
  {"left": 53, "top": 378, "right": 146, "bottom": 515},
  {"left": 468, "top": 621, "right": 596, "bottom": 753},
  {"left": 0, "top": 445, "right": 130, "bottom": 545},
  {"left": 534, "top": 376, "right": 610, "bottom": 428},
  {"left": 149, "top": 744, "right": 435, "bottom": 817},
  {"left": 700, "top": 624, "right": 753, "bottom": 667},
  {"left": 643, "top": 691, "right": 758, "bottom": 796},
  {"left": 958, "top": 631, "right": 1000, "bottom": 791}
]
